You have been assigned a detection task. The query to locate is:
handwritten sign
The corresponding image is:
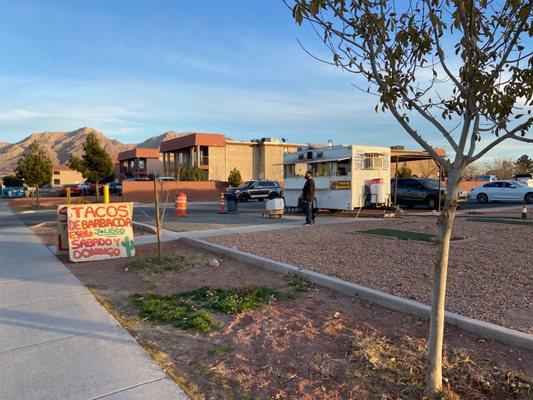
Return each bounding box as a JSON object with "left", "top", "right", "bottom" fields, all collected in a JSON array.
[
  {"left": 56, "top": 205, "right": 69, "bottom": 255},
  {"left": 66, "top": 202, "right": 135, "bottom": 262}
]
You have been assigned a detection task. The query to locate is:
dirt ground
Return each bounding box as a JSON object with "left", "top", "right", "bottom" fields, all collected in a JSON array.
[
  {"left": 209, "top": 216, "right": 532, "bottom": 333},
  {"left": 49, "top": 239, "right": 532, "bottom": 400}
]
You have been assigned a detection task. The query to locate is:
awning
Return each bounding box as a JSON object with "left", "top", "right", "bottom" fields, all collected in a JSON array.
[{"left": 283, "top": 156, "right": 351, "bottom": 165}]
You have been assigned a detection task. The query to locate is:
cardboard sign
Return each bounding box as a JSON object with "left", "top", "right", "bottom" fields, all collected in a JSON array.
[
  {"left": 56, "top": 205, "right": 69, "bottom": 255},
  {"left": 66, "top": 202, "right": 135, "bottom": 262},
  {"left": 330, "top": 181, "right": 351, "bottom": 190}
]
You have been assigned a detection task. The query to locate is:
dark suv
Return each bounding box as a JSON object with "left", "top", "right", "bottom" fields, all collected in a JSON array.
[
  {"left": 224, "top": 180, "right": 282, "bottom": 202},
  {"left": 391, "top": 178, "right": 468, "bottom": 209}
]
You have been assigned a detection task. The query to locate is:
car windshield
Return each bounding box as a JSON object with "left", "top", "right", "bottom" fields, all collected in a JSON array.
[
  {"left": 239, "top": 181, "right": 254, "bottom": 188},
  {"left": 512, "top": 181, "right": 526, "bottom": 187},
  {"left": 419, "top": 179, "right": 441, "bottom": 189}
]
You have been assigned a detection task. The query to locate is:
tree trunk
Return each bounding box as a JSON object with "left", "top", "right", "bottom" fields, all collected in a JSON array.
[
  {"left": 427, "top": 169, "right": 460, "bottom": 395},
  {"left": 36, "top": 187, "right": 40, "bottom": 208},
  {"left": 95, "top": 185, "right": 100, "bottom": 203}
]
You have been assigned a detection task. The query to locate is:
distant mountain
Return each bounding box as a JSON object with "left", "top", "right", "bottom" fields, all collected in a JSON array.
[
  {"left": 0, "top": 127, "right": 135, "bottom": 175},
  {"left": 136, "top": 131, "right": 186, "bottom": 149}
]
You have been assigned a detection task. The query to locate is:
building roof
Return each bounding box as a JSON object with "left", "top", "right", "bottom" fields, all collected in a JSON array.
[
  {"left": 118, "top": 148, "right": 160, "bottom": 161},
  {"left": 53, "top": 164, "right": 76, "bottom": 172},
  {"left": 160, "top": 133, "right": 226, "bottom": 152},
  {"left": 390, "top": 147, "right": 446, "bottom": 163}
]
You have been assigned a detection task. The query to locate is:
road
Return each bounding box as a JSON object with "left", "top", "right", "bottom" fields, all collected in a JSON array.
[{"left": 9, "top": 199, "right": 529, "bottom": 232}]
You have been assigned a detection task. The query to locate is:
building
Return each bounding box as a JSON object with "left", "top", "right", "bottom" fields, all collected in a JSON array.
[
  {"left": 117, "top": 148, "right": 163, "bottom": 180},
  {"left": 51, "top": 165, "right": 84, "bottom": 187},
  {"left": 160, "top": 132, "right": 300, "bottom": 183}
]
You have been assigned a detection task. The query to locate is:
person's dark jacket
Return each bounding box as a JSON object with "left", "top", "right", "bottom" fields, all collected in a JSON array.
[{"left": 302, "top": 178, "right": 315, "bottom": 203}]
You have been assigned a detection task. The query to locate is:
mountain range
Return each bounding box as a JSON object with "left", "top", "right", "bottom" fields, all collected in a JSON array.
[{"left": 0, "top": 127, "right": 183, "bottom": 175}]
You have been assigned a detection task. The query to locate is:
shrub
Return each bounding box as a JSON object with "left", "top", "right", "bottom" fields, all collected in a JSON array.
[
  {"left": 2, "top": 176, "right": 24, "bottom": 187},
  {"left": 227, "top": 168, "right": 242, "bottom": 187}
]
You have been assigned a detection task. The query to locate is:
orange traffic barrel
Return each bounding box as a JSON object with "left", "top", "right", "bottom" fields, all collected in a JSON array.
[{"left": 175, "top": 192, "right": 187, "bottom": 217}]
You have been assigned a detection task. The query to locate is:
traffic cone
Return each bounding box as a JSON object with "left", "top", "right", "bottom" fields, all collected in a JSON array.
[
  {"left": 522, "top": 206, "right": 528, "bottom": 220},
  {"left": 218, "top": 192, "right": 227, "bottom": 214}
]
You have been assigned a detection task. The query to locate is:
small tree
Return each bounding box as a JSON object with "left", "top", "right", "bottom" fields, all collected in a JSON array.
[
  {"left": 227, "top": 168, "right": 243, "bottom": 187},
  {"left": 69, "top": 133, "right": 113, "bottom": 202},
  {"left": 484, "top": 157, "right": 516, "bottom": 180},
  {"left": 14, "top": 142, "right": 52, "bottom": 207},
  {"left": 515, "top": 154, "right": 533, "bottom": 175},
  {"left": 288, "top": 0, "right": 532, "bottom": 395},
  {"left": 398, "top": 162, "right": 412, "bottom": 178}
]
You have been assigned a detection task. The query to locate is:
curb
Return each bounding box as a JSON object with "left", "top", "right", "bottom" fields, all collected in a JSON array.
[{"left": 181, "top": 237, "right": 533, "bottom": 351}]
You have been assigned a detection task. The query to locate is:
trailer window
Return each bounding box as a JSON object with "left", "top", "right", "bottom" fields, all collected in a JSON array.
[
  {"left": 364, "top": 153, "right": 385, "bottom": 169},
  {"left": 334, "top": 159, "right": 351, "bottom": 176},
  {"left": 311, "top": 162, "right": 332, "bottom": 177},
  {"left": 284, "top": 163, "right": 307, "bottom": 178}
]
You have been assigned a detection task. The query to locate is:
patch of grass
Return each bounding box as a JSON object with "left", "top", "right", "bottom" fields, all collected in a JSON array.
[
  {"left": 132, "top": 293, "right": 220, "bottom": 332},
  {"left": 128, "top": 253, "right": 211, "bottom": 278},
  {"left": 359, "top": 228, "right": 436, "bottom": 242},
  {"left": 283, "top": 273, "right": 315, "bottom": 293},
  {"left": 209, "top": 344, "right": 234, "bottom": 356},
  {"left": 179, "top": 286, "right": 294, "bottom": 315},
  {"left": 466, "top": 217, "right": 533, "bottom": 226}
]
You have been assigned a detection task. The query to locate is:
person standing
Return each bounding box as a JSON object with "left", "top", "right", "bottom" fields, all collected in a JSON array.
[{"left": 302, "top": 170, "right": 315, "bottom": 225}]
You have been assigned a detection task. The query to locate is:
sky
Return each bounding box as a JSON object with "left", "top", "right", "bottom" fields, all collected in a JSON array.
[{"left": 0, "top": 0, "right": 530, "bottom": 161}]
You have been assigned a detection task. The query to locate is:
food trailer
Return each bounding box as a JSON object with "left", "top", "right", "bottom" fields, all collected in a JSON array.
[{"left": 283, "top": 144, "right": 391, "bottom": 210}]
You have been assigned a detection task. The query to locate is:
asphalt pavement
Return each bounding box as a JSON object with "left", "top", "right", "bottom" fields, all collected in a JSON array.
[{"left": 13, "top": 199, "right": 529, "bottom": 231}]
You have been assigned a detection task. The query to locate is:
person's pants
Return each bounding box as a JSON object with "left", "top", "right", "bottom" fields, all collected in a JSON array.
[{"left": 303, "top": 201, "right": 314, "bottom": 224}]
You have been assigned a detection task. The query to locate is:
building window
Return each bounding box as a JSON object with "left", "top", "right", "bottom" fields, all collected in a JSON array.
[
  {"left": 53, "top": 179, "right": 60, "bottom": 186},
  {"left": 364, "top": 153, "right": 385, "bottom": 169},
  {"left": 53, "top": 170, "right": 60, "bottom": 175}
]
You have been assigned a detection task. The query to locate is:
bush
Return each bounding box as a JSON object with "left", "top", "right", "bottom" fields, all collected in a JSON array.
[
  {"left": 227, "top": 168, "right": 242, "bottom": 187},
  {"left": 178, "top": 166, "right": 207, "bottom": 181},
  {"left": 2, "top": 176, "right": 24, "bottom": 187}
]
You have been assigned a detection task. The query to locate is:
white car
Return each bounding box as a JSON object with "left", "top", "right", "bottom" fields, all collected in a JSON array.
[{"left": 471, "top": 180, "right": 533, "bottom": 204}]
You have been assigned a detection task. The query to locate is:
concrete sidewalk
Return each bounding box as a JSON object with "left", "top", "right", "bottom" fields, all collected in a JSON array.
[{"left": 0, "top": 203, "right": 188, "bottom": 400}]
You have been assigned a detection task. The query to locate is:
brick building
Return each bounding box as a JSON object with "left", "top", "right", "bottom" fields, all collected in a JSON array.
[
  {"left": 117, "top": 148, "right": 163, "bottom": 180},
  {"left": 160, "top": 133, "right": 300, "bottom": 183}
]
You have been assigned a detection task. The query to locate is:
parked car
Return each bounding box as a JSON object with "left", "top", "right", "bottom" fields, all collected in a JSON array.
[
  {"left": 78, "top": 182, "right": 90, "bottom": 195},
  {"left": 59, "top": 184, "right": 81, "bottom": 197},
  {"left": 108, "top": 182, "right": 122, "bottom": 195},
  {"left": 224, "top": 180, "right": 282, "bottom": 202},
  {"left": 471, "top": 180, "right": 533, "bottom": 204},
  {"left": 89, "top": 182, "right": 105, "bottom": 194},
  {"left": 474, "top": 174, "right": 497, "bottom": 182},
  {"left": 391, "top": 178, "right": 468, "bottom": 209},
  {"left": 156, "top": 176, "right": 176, "bottom": 182}
]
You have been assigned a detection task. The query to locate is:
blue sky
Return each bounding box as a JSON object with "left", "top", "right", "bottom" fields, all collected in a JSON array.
[{"left": 0, "top": 0, "right": 530, "bottom": 160}]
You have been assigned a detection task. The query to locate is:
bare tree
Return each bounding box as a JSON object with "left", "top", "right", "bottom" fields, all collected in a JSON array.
[{"left": 286, "top": 0, "right": 532, "bottom": 395}]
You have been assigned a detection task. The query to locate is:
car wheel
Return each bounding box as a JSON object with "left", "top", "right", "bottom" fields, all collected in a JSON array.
[
  {"left": 425, "top": 196, "right": 438, "bottom": 210},
  {"left": 525, "top": 192, "right": 533, "bottom": 204},
  {"left": 238, "top": 193, "right": 249, "bottom": 202},
  {"left": 476, "top": 193, "right": 488, "bottom": 203}
]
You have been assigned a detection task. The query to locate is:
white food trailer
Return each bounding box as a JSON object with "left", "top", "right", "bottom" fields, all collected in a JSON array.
[{"left": 283, "top": 144, "right": 391, "bottom": 210}]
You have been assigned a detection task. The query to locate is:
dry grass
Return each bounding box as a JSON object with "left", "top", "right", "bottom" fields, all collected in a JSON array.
[{"left": 349, "top": 330, "right": 531, "bottom": 399}]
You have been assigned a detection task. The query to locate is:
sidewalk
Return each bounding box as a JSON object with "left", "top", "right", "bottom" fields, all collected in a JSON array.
[{"left": 0, "top": 204, "right": 188, "bottom": 400}]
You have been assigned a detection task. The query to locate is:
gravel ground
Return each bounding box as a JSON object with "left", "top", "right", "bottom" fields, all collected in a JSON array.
[{"left": 209, "top": 216, "right": 532, "bottom": 333}]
